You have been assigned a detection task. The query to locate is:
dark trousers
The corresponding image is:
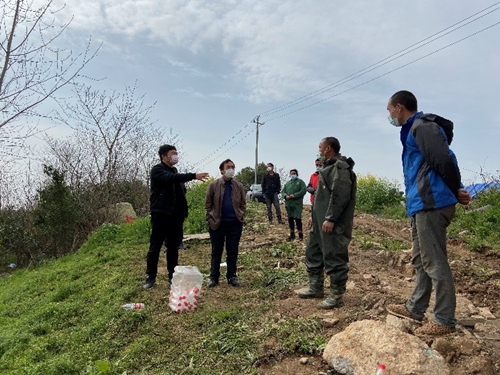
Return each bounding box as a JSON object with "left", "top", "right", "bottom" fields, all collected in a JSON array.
[
  {"left": 288, "top": 217, "right": 303, "bottom": 232},
  {"left": 146, "top": 212, "right": 184, "bottom": 280},
  {"left": 209, "top": 220, "right": 243, "bottom": 281},
  {"left": 265, "top": 193, "right": 282, "bottom": 221}
]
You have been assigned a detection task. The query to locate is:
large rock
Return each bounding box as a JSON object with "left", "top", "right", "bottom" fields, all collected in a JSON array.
[
  {"left": 97, "top": 202, "right": 137, "bottom": 224},
  {"left": 323, "top": 319, "right": 450, "bottom": 375}
]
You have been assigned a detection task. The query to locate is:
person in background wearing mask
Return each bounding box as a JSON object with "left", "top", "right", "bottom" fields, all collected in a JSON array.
[
  {"left": 205, "top": 159, "right": 246, "bottom": 287},
  {"left": 143, "top": 144, "right": 209, "bottom": 290},
  {"left": 385, "top": 90, "right": 471, "bottom": 335},
  {"left": 282, "top": 169, "right": 307, "bottom": 241},
  {"left": 262, "top": 162, "right": 283, "bottom": 224},
  {"left": 296, "top": 137, "right": 356, "bottom": 309},
  {"left": 306, "top": 159, "right": 323, "bottom": 209}
]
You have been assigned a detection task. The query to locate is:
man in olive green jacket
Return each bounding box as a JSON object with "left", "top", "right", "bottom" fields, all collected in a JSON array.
[{"left": 296, "top": 137, "right": 356, "bottom": 309}]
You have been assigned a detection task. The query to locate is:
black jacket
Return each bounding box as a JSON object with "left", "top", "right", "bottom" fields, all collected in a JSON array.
[
  {"left": 149, "top": 162, "right": 196, "bottom": 216},
  {"left": 262, "top": 173, "right": 281, "bottom": 195}
]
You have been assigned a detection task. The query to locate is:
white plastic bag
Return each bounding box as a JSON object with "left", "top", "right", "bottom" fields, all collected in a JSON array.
[{"left": 169, "top": 265, "right": 203, "bottom": 313}]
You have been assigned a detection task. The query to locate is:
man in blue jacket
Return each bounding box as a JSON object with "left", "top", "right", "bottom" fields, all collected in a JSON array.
[
  {"left": 385, "top": 90, "right": 471, "bottom": 335},
  {"left": 143, "top": 144, "right": 209, "bottom": 290}
]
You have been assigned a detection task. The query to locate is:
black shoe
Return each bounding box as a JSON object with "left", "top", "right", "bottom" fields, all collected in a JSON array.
[
  {"left": 207, "top": 279, "right": 219, "bottom": 288},
  {"left": 227, "top": 277, "right": 240, "bottom": 287},
  {"left": 298, "top": 233, "right": 303, "bottom": 241},
  {"left": 143, "top": 277, "right": 156, "bottom": 290},
  {"left": 278, "top": 219, "right": 284, "bottom": 225},
  {"left": 286, "top": 235, "right": 295, "bottom": 241}
]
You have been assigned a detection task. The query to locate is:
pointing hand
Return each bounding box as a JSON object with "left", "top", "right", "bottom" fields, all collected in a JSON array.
[{"left": 196, "top": 172, "right": 209, "bottom": 181}]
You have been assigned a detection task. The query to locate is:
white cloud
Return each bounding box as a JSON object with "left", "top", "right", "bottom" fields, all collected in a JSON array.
[
  {"left": 175, "top": 87, "right": 206, "bottom": 98},
  {"left": 53, "top": 0, "right": 500, "bottom": 106},
  {"left": 31, "top": 0, "right": 499, "bottom": 189}
]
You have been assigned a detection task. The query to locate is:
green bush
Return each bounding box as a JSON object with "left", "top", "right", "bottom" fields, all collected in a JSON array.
[
  {"left": 184, "top": 179, "right": 212, "bottom": 234},
  {"left": 33, "top": 166, "right": 83, "bottom": 258},
  {"left": 449, "top": 188, "right": 500, "bottom": 251},
  {"left": 356, "top": 174, "right": 404, "bottom": 215},
  {"left": 0, "top": 208, "right": 38, "bottom": 267}
]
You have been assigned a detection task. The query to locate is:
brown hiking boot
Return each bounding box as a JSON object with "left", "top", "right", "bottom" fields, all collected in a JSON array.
[
  {"left": 386, "top": 304, "right": 422, "bottom": 323},
  {"left": 414, "top": 321, "right": 454, "bottom": 336}
]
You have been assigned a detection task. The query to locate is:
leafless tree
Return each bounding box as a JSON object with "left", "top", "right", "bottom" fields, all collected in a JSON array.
[
  {"left": 44, "top": 83, "right": 181, "bottom": 217},
  {"left": 0, "top": 0, "right": 98, "bottom": 209},
  {"left": 1, "top": 0, "right": 98, "bottom": 128}
]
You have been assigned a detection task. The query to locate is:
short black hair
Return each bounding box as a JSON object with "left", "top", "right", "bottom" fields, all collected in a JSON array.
[
  {"left": 390, "top": 90, "right": 418, "bottom": 112},
  {"left": 219, "top": 159, "right": 234, "bottom": 171},
  {"left": 290, "top": 169, "right": 298, "bottom": 175},
  {"left": 315, "top": 158, "right": 321, "bottom": 162},
  {"left": 322, "top": 137, "right": 341, "bottom": 153},
  {"left": 158, "top": 144, "right": 176, "bottom": 158},
  {"left": 267, "top": 162, "right": 274, "bottom": 168}
]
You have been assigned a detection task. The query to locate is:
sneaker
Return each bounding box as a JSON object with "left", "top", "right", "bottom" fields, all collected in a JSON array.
[
  {"left": 414, "top": 321, "right": 454, "bottom": 336},
  {"left": 143, "top": 277, "right": 156, "bottom": 290},
  {"left": 207, "top": 279, "right": 219, "bottom": 288},
  {"left": 286, "top": 235, "right": 295, "bottom": 242},
  {"left": 227, "top": 277, "right": 240, "bottom": 287},
  {"left": 278, "top": 219, "right": 284, "bottom": 225},
  {"left": 386, "top": 304, "right": 422, "bottom": 323}
]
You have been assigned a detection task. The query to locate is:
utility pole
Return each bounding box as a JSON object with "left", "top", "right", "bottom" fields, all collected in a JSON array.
[{"left": 252, "top": 115, "right": 264, "bottom": 185}]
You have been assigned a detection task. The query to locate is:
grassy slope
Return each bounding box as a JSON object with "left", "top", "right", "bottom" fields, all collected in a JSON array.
[{"left": 0, "top": 204, "right": 324, "bottom": 375}]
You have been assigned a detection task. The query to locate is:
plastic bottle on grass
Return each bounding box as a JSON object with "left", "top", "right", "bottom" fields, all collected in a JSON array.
[
  {"left": 121, "top": 303, "right": 145, "bottom": 310},
  {"left": 375, "top": 363, "right": 386, "bottom": 375},
  {"left": 169, "top": 266, "right": 203, "bottom": 313}
]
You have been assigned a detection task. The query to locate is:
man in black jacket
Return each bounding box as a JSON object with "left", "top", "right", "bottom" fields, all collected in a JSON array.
[
  {"left": 144, "top": 144, "right": 209, "bottom": 290},
  {"left": 261, "top": 162, "right": 283, "bottom": 224}
]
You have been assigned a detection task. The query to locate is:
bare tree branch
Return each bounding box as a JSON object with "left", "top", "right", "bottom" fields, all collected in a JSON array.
[{"left": 0, "top": 0, "right": 100, "bottom": 130}]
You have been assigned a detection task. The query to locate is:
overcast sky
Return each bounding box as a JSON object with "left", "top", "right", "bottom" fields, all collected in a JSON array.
[{"left": 33, "top": 0, "right": 500, "bottom": 192}]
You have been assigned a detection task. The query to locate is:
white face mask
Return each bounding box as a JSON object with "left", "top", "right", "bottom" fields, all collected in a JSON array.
[
  {"left": 224, "top": 169, "right": 235, "bottom": 179},
  {"left": 267, "top": 166, "right": 273, "bottom": 172},
  {"left": 170, "top": 155, "right": 179, "bottom": 165},
  {"left": 388, "top": 115, "right": 401, "bottom": 127}
]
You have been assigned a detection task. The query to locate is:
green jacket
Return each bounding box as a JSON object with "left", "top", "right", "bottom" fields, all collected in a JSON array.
[
  {"left": 313, "top": 153, "right": 356, "bottom": 238},
  {"left": 282, "top": 178, "right": 307, "bottom": 219}
]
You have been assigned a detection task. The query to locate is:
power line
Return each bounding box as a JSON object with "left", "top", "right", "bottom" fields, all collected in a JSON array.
[
  {"left": 192, "top": 122, "right": 252, "bottom": 167},
  {"left": 260, "top": 3, "right": 499, "bottom": 118},
  {"left": 263, "top": 20, "right": 500, "bottom": 123},
  {"left": 193, "top": 3, "right": 500, "bottom": 168},
  {"left": 197, "top": 20, "right": 500, "bottom": 168}
]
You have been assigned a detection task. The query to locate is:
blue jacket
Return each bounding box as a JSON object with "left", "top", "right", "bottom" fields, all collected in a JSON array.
[{"left": 401, "top": 113, "right": 461, "bottom": 217}]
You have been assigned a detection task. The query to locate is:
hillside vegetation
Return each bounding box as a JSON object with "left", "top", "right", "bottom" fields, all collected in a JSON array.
[{"left": 1, "top": 177, "right": 499, "bottom": 374}]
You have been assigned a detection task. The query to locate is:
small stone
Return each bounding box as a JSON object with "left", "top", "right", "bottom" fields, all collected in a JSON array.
[
  {"left": 322, "top": 318, "right": 340, "bottom": 328},
  {"left": 262, "top": 337, "right": 278, "bottom": 351},
  {"left": 346, "top": 281, "right": 356, "bottom": 290},
  {"left": 386, "top": 314, "right": 414, "bottom": 333},
  {"left": 431, "top": 338, "right": 454, "bottom": 357},
  {"left": 458, "top": 318, "right": 484, "bottom": 328},
  {"left": 477, "top": 307, "right": 496, "bottom": 319},
  {"left": 299, "top": 357, "right": 309, "bottom": 364}
]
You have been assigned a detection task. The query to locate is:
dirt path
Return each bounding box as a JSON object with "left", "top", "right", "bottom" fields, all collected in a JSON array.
[{"left": 252, "top": 207, "right": 500, "bottom": 374}]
